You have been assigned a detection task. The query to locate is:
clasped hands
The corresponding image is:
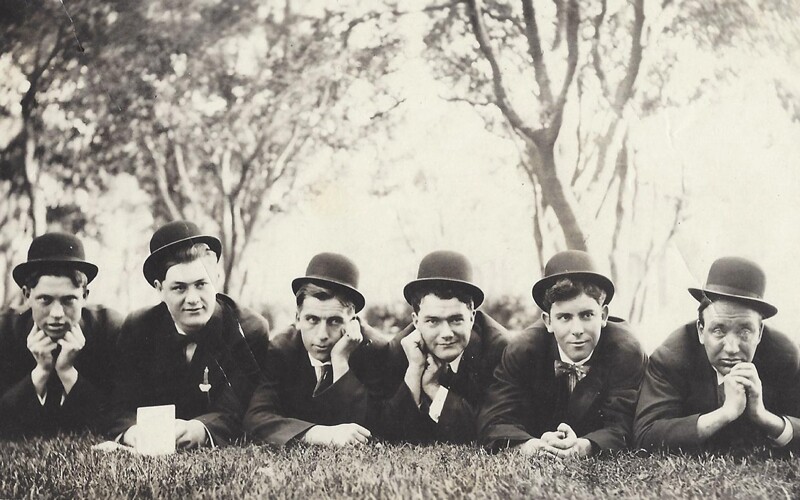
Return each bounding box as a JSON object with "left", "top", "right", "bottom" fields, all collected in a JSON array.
[{"left": 520, "top": 423, "right": 593, "bottom": 458}]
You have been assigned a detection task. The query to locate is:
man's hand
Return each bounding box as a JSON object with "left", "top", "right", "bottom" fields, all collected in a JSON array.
[
  {"left": 697, "top": 374, "right": 747, "bottom": 440},
  {"left": 421, "top": 355, "right": 444, "bottom": 401},
  {"left": 720, "top": 373, "right": 747, "bottom": 422},
  {"left": 330, "top": 319, "right": 363, "bottom": 378},
  {"left": 26, "top": 326, "right": 57, "bottom": 397},
  {"left": 518, "top": 437, "right": 562, "bottom": 457},
  {"left": 55, "top": 324, "right": 85, "bottom": 394},
  {"left": 302, "top": 423, "right": 372, "bottom": 446},
  {"left": 729, "top": 363, "right": 786, "bottom": 438},
  {"left": 175, "top": 419, "right": 208, "bottom": 449},
  {"left": 538, "top": 423, "right": 593, "bottom": 458},
  {"left": 400, "top": 329, "right": 427, "bottom": 371}
]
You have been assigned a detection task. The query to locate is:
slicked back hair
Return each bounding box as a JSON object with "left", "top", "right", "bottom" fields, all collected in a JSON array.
[
  {"left": 407, "top": 282, "right": 475, "bottom": 313},
  {"left": 155, "top": 242, "right": 217, "bottom": 283},
  {"left": 295, "top": 282, "right": 356, "bottom": 313}
]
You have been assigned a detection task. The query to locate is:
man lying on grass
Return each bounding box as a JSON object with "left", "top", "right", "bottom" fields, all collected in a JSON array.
[
  {"left": 107, "top": 221, "right": 269, "bottom": 448},
  {"left": 244, "top": 253, "right": 387, "bottom": 447},
  {"left": 375, "top": 250, "right": 509, "bottom": 443},
  {"left": 634, "top": 257, "right": 800, "bottom": 452},
  {"left": 0, "top": 233, "right": 122, "bottom": 436},
  {"left": 479, "top": 251, "right": 647, "bottom": 458}
]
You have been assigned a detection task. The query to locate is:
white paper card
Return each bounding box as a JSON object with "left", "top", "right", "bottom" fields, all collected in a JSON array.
[{"left": 136, "top": 404, "right": 176, "bottom": 456}]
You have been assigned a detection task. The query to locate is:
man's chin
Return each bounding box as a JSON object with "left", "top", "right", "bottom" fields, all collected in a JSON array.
[{"left": 44, "top": 330, "right": 67, "bottom": 340}]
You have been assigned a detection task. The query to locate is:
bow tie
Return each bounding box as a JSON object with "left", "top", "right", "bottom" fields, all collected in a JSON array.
[
  {"left": 174, "top": 330, "right": 205, "bottom": 348},
  {"left": 554, "top": 360, "right": 590, "bottom": 381}
]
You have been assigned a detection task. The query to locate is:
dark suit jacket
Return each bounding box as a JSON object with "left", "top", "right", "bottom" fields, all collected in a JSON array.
[
  {"left": 634, "top": 321, "right": 800, "bottom": 451},
  {"left": 0, "top": 306, "right": 123, "bottom": 437},
  {"left": 107, "top": 294, "right": 269, "bottom": 445},
  {"left": 243, "top": 322, "right": 388, "bottom": 446},
  {"left": 375, "top": 311, "right": 510, "bottom": 444},
  {"left": 479, "top": 318, "right": 647, "bottom": 452}
]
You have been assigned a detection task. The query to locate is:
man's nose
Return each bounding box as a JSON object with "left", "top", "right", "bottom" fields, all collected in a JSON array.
[
  {"left": 439, "top": 322, "right": 454, "bottom": 338},
  {"left": 722, "top": 334, "right": 740, "bottom": 353},
  {"left": 570, "top": 318, "right": 584, "bottom": 336},
  {"left": 185, "top": 286, "right": 200, "bottom": 303},
  {"left": 49, "top": 301, "right": 65, "bottom": 318}
]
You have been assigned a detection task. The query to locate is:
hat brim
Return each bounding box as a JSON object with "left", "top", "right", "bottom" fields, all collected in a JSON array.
[
  {"left": 688, "top": 288, "right": 777, "bottom": 319},
  {"left": 292, "top": 277, "right": 366, "bottom": 313},
  {"left": 532, "top": 271, "right": 615, "bottom": 311},
  {"left": 143, "top": 235, "right": 222, "bottom": 287},
  {"left": 403, "top": 278, "right": 485, "bottom": 308},
  {"left": 13, "top": 259, "right": 99, "bottom": 288}
]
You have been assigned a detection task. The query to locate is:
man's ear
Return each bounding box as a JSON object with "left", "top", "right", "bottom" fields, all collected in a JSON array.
[
  {"left": 21, "top": 286, "right": 30, "bottom": 300},
  {"left": 542, "top": 311, "right": 552, "bottom": 332},
  {"left": 697, "top": 320, "right": 705, "bottom": 345},
  {"left": 154, "top": 280, "right": 163, "bottom": 292},
  {"left": 411, "top": 311, "right": 419, "bottom": 328},
  {"left": 469, "top": 308, "right": 476, "bottom": 322},
  {"left": 83, "top": 288, "right": 90, "bottom": 300},
  {"left": 295, "top": 309, "right": 301, "bottom": 324},
  {"left": 600, "top": 304, "right": 609, "bottom": 327}
]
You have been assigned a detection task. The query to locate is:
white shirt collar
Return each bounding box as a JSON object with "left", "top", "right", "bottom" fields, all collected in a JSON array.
[
  {"left": 712, "top": 367, "right": 725, "bottom": 385},
  {"left": 449, "top": 352, "right": 464, "bottom": 373},
  {"left": 307, "top": 354, "right": 332, "bottom": 369},
  {"left": 557, "top": 345, "right": 594, "bottom": 366}
]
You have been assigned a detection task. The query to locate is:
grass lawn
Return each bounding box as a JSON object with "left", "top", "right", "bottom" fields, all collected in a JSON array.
[{"left": 1, "top": 435, "right": 799, "bottom": 499}]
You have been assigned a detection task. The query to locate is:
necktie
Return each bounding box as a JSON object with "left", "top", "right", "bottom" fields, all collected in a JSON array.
[
  {"left": 439, "top": 365, "right": 455, "bottom": 389},
  {"left": 313, "top": 364, "right": 333, "bottom": 397},
  {"left": 554, "top": 360, "right": 590, "bottom": 394}
]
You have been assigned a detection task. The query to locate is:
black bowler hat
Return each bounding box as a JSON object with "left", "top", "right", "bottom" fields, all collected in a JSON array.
[
  {"left": 292, "top": 253, "right": 365, "bottom": 313},
  {"left": 688, "top": 256, "right": 777, "bottom": 319},
  {"left": 13, "top": 232, "right": 98, "bottom": 288},
  {"left": 403, "top": 250, "right": 484, "bottom": 308},
  {"left": 532, "top": 250, "right": 615, "bottom": 311},
  {"left": 143, "top": 220, "right": 222, "bottom": 287}
]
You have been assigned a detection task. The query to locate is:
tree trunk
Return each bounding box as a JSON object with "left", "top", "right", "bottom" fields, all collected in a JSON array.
[{"left": 530, "top": 139, "right": 587, "bottom": 251}]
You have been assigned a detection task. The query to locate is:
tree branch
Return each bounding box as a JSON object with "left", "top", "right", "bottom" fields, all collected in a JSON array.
[
  {"left": 520, "top": 0, "right": 554, "bottom": 105},
  {"left": 466, "top": 0, "right": 538, "bottom": 141},
  {"left": 614, "top": 0, "right": 645, "bottom": 110},
  {"left": 144, "top": 135, "right": 183, "bottom": 221},
  {"left": 591, "top": 0, "right": 610, "bottom": 99},
  {"left": 552, "top": 0, "right": 580, "bottom": 131}
]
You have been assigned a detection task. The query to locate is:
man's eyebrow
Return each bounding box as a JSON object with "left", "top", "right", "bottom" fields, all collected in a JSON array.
[{"left": 446, "top": 314, "right": 465, "bottom": 321}]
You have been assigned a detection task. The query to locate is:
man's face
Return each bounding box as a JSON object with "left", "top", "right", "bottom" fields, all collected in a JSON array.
[
  {"left": 24, "top": 275, "right": 87, "bottom": 340},
  {"left": 156, "top": 259, "right": 218, "bottom": 334},
  {"left": 412, "top": 295, "right": 475, "bottom": 363},
  {"left": 543, "top": 292, "right": 608, "bottom": 362},
  {"left": 297, "top": 296, "right": 355, "bottom": 362},
  {"left": 698, "top": 299, "right": 763, "bottom": 375}
]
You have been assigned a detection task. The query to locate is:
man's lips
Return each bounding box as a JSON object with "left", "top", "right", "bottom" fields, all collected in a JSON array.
[
  {"left": 720, "top": 358, "right": 742, "bottom": 366},
  {"left": 183, "top": 307, "right": 204, "bottom": 313}
]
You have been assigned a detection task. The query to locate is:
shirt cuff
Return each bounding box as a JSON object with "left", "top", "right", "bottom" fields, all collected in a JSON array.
[
  {"left": 204, "top": 424, "right": 216, "bottom": 448},
  {"left": 37, "top": 390, "right": 46, "bottom": 406},
  {"left": 770, "top": 416, "right": 794, "bottom": 447},
  {"left": 428, "top": 386, "right": 449, "bottom": 423}
]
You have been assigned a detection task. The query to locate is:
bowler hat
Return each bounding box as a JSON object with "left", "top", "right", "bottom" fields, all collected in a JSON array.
[
  {"left": 403, "top": 250, "right": 484, "bottom": 308},
  {"left": 532, "top": 250, "right": 615, "bottom": 311},
  {"left": 13, "top": 232, "right": 98, "bottom": 288},
  {"left": 143, "top": 220, "right": 222, "bottom": 287},
  {"left": 688, "top": 256, "right": 777, "bottom": 319},
  {"left": 292, "top": 253, "right": 366, "bottom": 313}
]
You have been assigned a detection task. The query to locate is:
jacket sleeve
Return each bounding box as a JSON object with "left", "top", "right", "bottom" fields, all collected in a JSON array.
[
  {"left": 478, "top": 339, "right": 537, "bottom": 451},
  {"left": 436, "top": 390, "right": 478, "bottom": 443},
  {"left": 105, "top": 316, "right": 142, "bottom": 439},
  {"left": 581, "top": 341, "right": 647, "bottom": 450},
  {"left": 60, "top": 308, "right": 123, "bottom": 433},
  {"left": 633, "top": 353, "right": 701, "bottom": 450}
]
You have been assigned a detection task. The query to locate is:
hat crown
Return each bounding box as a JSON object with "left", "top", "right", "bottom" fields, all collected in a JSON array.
[
  {"left": 27, "top": 232, "right": 86, "bottom": 262},
  {"left": 704, "top": 256, "right": 766, "bottom": 299},
  {"left": 305, "top": 252, "right": 359, "bottom": 289},
  {"left": 149, "top": 220, "right": 204, "bottom": 254},
  {"left": 543, "top": 250, "right": 599, "bottom": 278},
  {"left": 416, "top": 250, "right": 474, "bottom": 282}
]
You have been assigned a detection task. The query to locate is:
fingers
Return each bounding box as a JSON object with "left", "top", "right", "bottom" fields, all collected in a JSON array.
[
  {"left": 59, "top": 330, "right": 86, "bottom": 351},
  {"left": 557, "top": 423, "right": 576, "bottom": 438},
  {"left": 26, "top": 328, "right": 48, "bottom": 349},
  {"left": 352, "top": 424, "right": 372, "bottom": 438},
  {"left": 71, "top": 323, "right": 86, "bottom": 345}
]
